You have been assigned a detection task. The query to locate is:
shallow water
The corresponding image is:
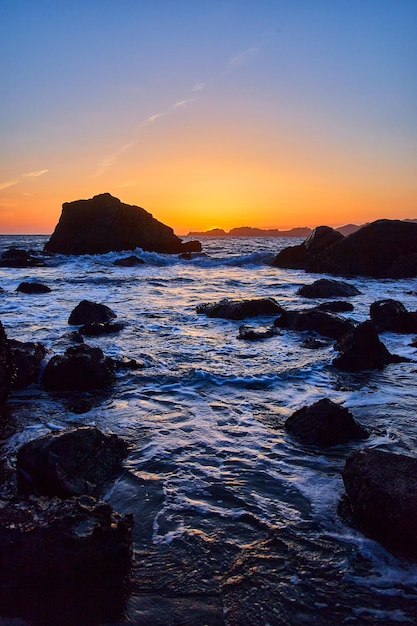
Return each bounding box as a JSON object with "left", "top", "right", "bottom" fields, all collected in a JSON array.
[{"left": 1, "top": 234, "right": 417, "bottom": 625}]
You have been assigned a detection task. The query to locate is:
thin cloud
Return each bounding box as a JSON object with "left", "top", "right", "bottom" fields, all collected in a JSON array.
[
  {"left": 0, "top": 179, "right": 19, "bottom": 191},
  {"left": 228, "top": 46, "right": 259, "bottom": 69},
  {"left": 24, "top": 169, "right": 48, "bottom": 177},
  {"left": 174, "top": 98, "right": 195, "bottom": 108},
  {"left": 192, "top": 82, "right": 206, "bottom": 92},
  {"left": 145, "top": 112, "right": 166, "bottom": 124},
  {"left": 94, "top": 141, "right": 136, "bottom": 177}
]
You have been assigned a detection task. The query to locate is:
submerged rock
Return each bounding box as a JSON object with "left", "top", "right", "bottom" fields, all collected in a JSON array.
[
  {"left": 79, "top": 321, "right": 124, "bottom": 336},
  {"left": 16, "top": 282, "right": 51, "bottom": 294},
  {"left": 297, "top": 278, "right": 361, "bottom": 299},
  {"left": 285, "top": 398, "right": 369, "bottom": 447},
  {"left": 197, "top": 298, "right": 284, "bottom": 320},
  {"left": 42, "top": 344, "right": 116, "bottom": 391},
  {"left": 113, "top": 255, "right": 145, "bottom": 266},
  {"left": 8, "top": 339, "right": 46, "bottom": 389},
  {"left": 340, "top": 448, "right": 417, "bottom": 558},
  {"left": 44, "top": 192, "right": 202, "bottom": 255},
  {"left": 332, "top": 320, "right": 408, "bottom": 371},
  {"left": 237, "top": 325, "right": 278, "bottom": 341},
  {"left": 16, "top": 426, "right": 128, "bottom": 497},
  {"left": 68, "top": 299, "right": 117, "bottom": 325},
  {"left": 274, "top": 308, "right": 355, "bottom": 340},
  {"left": 370, "top": 299, "right": 417, "bottom": 333}
]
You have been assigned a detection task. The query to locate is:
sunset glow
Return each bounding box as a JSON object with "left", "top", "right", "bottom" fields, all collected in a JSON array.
[{"left": 1, "top": 1, "right": 416, "bottom": 234}]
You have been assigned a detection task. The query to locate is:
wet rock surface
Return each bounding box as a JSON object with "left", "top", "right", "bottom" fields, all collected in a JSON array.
[
  {"left": 16, "top": 282, "right": 51, "bottom": 294},
  {"left": 68, "top": 299, "right": 117, "bottom": 325},
  {"left": 197, "top": 297, "right": 284, "bottom": 320},
  {"left": 340, "top": 448, "right": 417, "bottom": 558},
  {"left": 274, "top": 308, "right": 355, "bottom": 340},
  {"left": 42, "top": 344, "right": 116, "bottom": 391},
  {"left": 8, "top": 340, "right": 46, "bottom": 389},
  {"left": 79, "top": 321, "right": 124, "bottom": 336},
  {"left": 285, "top": 398, "right": 369, "bottom": 447},
  {"left": 0, "top": 321, "right": 14, "bottom": 404},
  {"left": 297, "top": 278, "right": 361, "bottom": 299},
  {"left": 113, "top": 255, "right": 145, "bottom": 266},
  {"left": 0, "top": 248, "right": 46, "bottom": 268},
  {"left": 16, "top": 426, "right": 129, "bottom": 497},
  {"left": 370, "top": 299, "right": 417, "bottom": 333}
]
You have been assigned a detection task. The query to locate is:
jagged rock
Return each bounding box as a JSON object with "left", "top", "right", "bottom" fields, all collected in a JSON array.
[
  {"left": 301, "top": 337, "right": 330, "bottom": 349},
  {"left": 0, "top": 322, "right": 14, "bottom": 404},
  {"left": 0, "top": 495, "right": 133, "bottom": 619},
  {"left": 370, "top": 299, "right": 417, "bottom": 333},
  {"left": 197, "top": 298, "right": 284, "bottom": 320},
  {"left": 8, "top": 339, "right": 46, "bottom": 389},
  {"left": 79, "top": 321, "right": 124, "bottom": 336},
  {"left": 16, "top": 426, "right": 128, "bottom": 497},
  {"left": 333, "top": 320, "right": 408, "bottom": 371},
  {"left": 113, "top": 255, "right": 145, "bottom": 266},
  {"left": 297, "top": 278, "right": 361, "bottom": 299},
  {"left": 68, "top": 299, "right": 117, "bottom": 325},
  {"left": 310, "top": 219, "right": 417, "bottom": 278},
  {"left": 16, "top": 282, "right": 51, "bottom": 294},
  {"left": 237, "top": 325, "right": 278, "bottom": 341},
  {"left": 315, "top": 301, "right": 354, "bottom": 313},
  {"left": 43, "top": 193, "right": 202, "bottom": 255},
  {"left": 0, "top": 248, "right": 45, "bottom": 268},
  {"left": 285, "top": 398, "right": 368, "bottom": 447},
  {"left": 274, "top": 308, "right": 355, "bottom": 340},
  {"left": 272, "top": 226, "right": 343, "bottom": 270},
  {"left": 340, "top": 448, "right": 417, "bottom": 558},
  {"left": 42, "top": 344, "right": 115, "bottom": 391}
]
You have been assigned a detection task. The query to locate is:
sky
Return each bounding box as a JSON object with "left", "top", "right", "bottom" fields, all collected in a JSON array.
[{"left": 1, "top": 1, "right": 416, "bottom": 234}]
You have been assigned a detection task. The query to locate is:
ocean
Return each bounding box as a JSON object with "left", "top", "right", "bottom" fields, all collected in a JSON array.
[{"left": 1, "top": 234, "right": 417, "bottom": 625}]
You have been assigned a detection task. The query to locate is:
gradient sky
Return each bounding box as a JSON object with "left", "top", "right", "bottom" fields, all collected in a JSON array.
[{"left": 1, "top": 1, "right": 416, "bottom": 234}]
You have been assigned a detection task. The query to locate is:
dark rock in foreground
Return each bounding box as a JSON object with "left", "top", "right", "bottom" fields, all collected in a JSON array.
[
  {"left": 16, "top": 281, "right": 51, "bottom": 294},
  {"left": 297, "top": 278, "right": 361, "bottom": 299},
  {"left": 79, "top": 321, "right": 124, "bottom": 336},
  {"left": 8, "top": 339, "right": 46, "bottom": 389},
  {"left": 340, "top": 448, "right": 417, "bottom": 558},
  {"left": 237, "top": 325, "right": 278, "bottom": 341},
  {"left": 315, "top": 301, "right": 354, "bottom": 313},
  {"left": 68, "top": 299, "right": 117, "bottom": 325},
  {"left": 0, "top": 496, "right": 133, "bottom": 620},
  {"left": 333, "top": 320, "right": 408, "bottom": 371},
  {"left": 285, "top": 398, "right": 368, "bottom": 447},
  {"left": 370, "top": 299, "right": 417, "bottom": 334},
  {"left": 44, "top": 192, "right": 202, "bottom": 255},
  {"left": 275, "top": 308, "right": 355, "bottom": 340},
  {"left": 17, "top": 426, "right": 128, "bottom": 497},
  {"left": 113, "top": 255, "right": 145, "bottom": 266},
  {"left": 0, "top": 247, "right": 45, "bottom": 268},
  {"left": 0, "top": 322, "right": 14, "bottom": 404},
  {"left": 197, "top": 298, "right": 284, "bottom": 320},
  {"left": 42, "top": 344, "right": 116, "bottom": 391}
]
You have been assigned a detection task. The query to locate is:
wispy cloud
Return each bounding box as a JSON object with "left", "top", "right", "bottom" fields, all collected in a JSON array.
[
  {"left": 192, "top": 82, "right": 206, "bottom": 92},
  {"left": 174, "top": 98, "right": 195, "bottom": 108},
  {"left": 24, "top": 169, "right": 49, "bottom": 177},
  {"left": 145, "top": 112, "right": 166, "bottom": 125},
  {"left": 0, "top": 179, "right": 19, "bottom": 191},
  {"left": 228, "top": 46, "right": 259, "bottom": 69},
  {"left": 94, "top": 141, "right": 136, "bottom": 177}
]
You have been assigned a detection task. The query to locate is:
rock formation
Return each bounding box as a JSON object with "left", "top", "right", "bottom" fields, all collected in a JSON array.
[
  {"left": 197, "top": 298, "right": 284, "bottom": 320},
  {"left": 44, "top": 193, "right": 201, "bottom": 255}
]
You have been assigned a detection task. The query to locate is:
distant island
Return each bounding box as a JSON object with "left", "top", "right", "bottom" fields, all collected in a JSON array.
[{"left": 186, "top": 224, "right": 363, "bottom": 238}]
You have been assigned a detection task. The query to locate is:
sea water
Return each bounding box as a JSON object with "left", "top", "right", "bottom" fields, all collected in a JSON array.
[{"left": 1, "top": 234, "right": 417, "bottom": 625}]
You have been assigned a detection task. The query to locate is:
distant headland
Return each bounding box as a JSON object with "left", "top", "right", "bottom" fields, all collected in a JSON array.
[{"left": 186, "top": 224, "right": 362, "bottom": 238}]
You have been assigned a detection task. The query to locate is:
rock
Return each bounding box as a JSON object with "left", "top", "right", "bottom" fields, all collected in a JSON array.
[
  {"left": 0, "top": 496, "right": 133, "bottom": 614},
  {"left": 272, "top": 226, "right": 343, "bottom": 270},
  {"left": 333, "top": 320, "right": 408, "bottom": 371},
  {"left": 113, "top": 255, "right": 145, "bottom": 266},
  {"left": 285, "top": 398, "right": 368, "bottom": 447},
  {"left": 16, "top": 426, "right": 128, "bottom": 497},
  {"left": 68, "top": 299, "right": 117, "bottom": 325},
  {"left": 79, "top": 321, "right": 124, "bottom": 336},
  {"left": 301, "top": 337, "right": 330, "bottom": 349},
  {"left": 44, "top": 193, "right": 202, "bottom": 255},
  {"left": 237, "top": 325, "right": 278, "bottom": 341},
  {"left": 0, "top": 322, "right": 14, "bottom": 404},
  {"left": 16, "top": 281, "right": 51, "bottom": 294},
  {"left": 297, "top": 278, "right": 361, "bottom": 299},
  {"left": 8, "top": 340, "right": 46, "bottom": 389},
  {"left": 42, "top": 344, "right": 116, "bottom": 391},
  {"left": 310, "top": 219, "right": 417, "bottom": 278},
  {"left": 196, "top": 298, "right": 284, "bottom": 320},
  {"left": 370, "top": 299, "right": 417, "bottom": 333},
  {"left": 340, "top": 448, "right": 417, "bottom": 558},
  {"left": 274, "top": 308, "right": 355, "bottom": 340},
  {"left": 315, "top": 301, "right": 354, "bottom": 313},
  {"left": 0, "top": 248, "right": 45, "bottom": 268}
]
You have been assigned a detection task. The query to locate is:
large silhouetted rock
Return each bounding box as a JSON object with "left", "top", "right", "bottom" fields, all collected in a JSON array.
[
  {"left": 16, "top": 426, "right": 128, "bottom": 497},
  {"left": 340, "top": 448, "right": 417, "bottom": 558},
  {"left": 272, "top": 226, "right": 343, "bottom": 270},
  {"left": 44, "top": 193, "right": 202, "bottom": 255}
]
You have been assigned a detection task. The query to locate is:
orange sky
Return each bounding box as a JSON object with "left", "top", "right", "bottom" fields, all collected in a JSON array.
[{"left": 1, "top": 2, "right": 416, "bottom": 235}]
